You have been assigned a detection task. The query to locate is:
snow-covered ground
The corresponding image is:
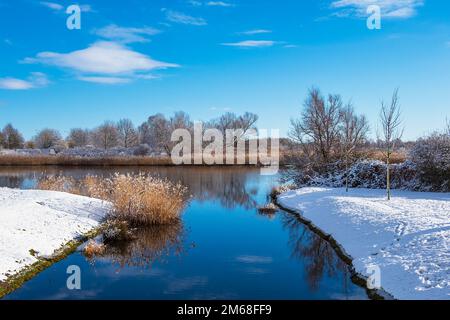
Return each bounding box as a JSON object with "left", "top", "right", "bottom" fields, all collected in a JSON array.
[
  {"left": 0, "top": 188, "right": 110, "bottom": 282},
  {"left": 278, "top": 188, "right": 450, "bottom": 300}
]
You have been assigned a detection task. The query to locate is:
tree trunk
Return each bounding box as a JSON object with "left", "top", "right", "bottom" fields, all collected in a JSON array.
[
  {"left": 345, "top": 153, "right": 349, "bottom": 193},
  {"left": 386, "top": 150, "right": 391, "bottom": 201}
]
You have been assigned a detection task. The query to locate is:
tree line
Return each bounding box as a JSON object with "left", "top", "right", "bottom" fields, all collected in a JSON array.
[{"left": 0, "top": 111, "right": 258, "bottom": 152}]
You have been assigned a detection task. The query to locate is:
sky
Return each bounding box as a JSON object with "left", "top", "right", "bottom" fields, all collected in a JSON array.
[{"left": 0, "top": 0, "right": 449, "bottom": 140}]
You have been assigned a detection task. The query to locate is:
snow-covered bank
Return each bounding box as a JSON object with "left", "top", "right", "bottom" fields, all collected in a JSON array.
[
  {"left": 0, "top": 188, "right": 111, "bottom": 282},
  {"left": 277, "top": 188, "right": 450, "bottom": 300}
]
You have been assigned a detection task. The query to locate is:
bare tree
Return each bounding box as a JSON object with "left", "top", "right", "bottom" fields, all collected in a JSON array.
[
  {"left": 34, "top": 128, "right": 62, "bottom": 149},
  {"left": 93, "top": 122, "right": 119, "bottom": 150},
  {"left": 2, "top": 124, "right": 25, "bottom": 149},
  {"left": 289, "top": 88, "right": 342, "bottom": 164},
  {"left": 117, "top": 119, "right": 138, "bottom": 148},
  {"left": 209, "top": 111, "right": 258, "bottom": 146},
  {"left": 379, "top": 89, "right": 403, "bottom": 200},
  {"left": 340, "top": 104, "right": 370, "bottom": 192},
  {"left": 0, "top": 131, "right": 4, "bottom": 149},
  {"left": 139, "top": 114, "right": 171, "bottom": 153},
  {"left": 446, "top": 118, "right": 450, "bottom": 136},
  {"left": 67, "top": 128, "right": 89, "bottom": 148}
]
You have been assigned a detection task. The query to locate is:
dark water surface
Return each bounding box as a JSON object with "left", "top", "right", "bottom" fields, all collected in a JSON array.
[{"left": 0, "top": 166, "right": 368, "bottom": 300}]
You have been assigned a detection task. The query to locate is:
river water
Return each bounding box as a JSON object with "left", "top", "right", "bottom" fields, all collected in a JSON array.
[{"left": 0, "top": 166, "right": 368, "bottom": 299}]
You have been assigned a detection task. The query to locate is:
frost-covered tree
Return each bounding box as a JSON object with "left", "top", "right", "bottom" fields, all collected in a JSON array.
[
  {"left": 34, "top": 128, "right": 62, "bottom": 149},
  {"left": 340, "top": 105, "right": 369, "bottom": 192},
  {"left": 410, "top": 123, "right": 450, "bottom": 191},
  {"left": 67, "top": 128, "right": 90, "bottom": 148},
  {"left": 139, "top": 113, "right": 171, "bottom": 152},
  {"left": 379, "top": 89, "right": 403, "bottom": 200},
  {"left": 208, "top": 112, "right": 258, "bottom": 147},
  {"left": 0, "top": 130, "right": 5, "bottom": 149},
  {"left": 117, "top": 119, "right": 138, "bottom": 148},
  {"left": 92, "top": 121, "right": 119, "bottom": 150},
  {"left": 2, "top": 124, "right": 25, "bottom": 149}
]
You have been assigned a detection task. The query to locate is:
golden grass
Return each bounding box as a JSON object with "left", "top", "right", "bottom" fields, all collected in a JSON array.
[
  {"left": 37, "top": 173, "right": 188, "bottom": 226},
  {"left": 361, "top": 150, "right": 406, "bottom": 164},
  {"left": 83, "top": 240, "right": 106, "bottom": 258},
  {"left": 0, "top": 155, "right": 173, "bottom": 166},
  {"left": 257, "top": 203, "right": 278, "bottom": 214}
]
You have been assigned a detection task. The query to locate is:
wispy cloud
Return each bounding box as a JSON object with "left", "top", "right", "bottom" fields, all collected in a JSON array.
[
  {"left": 39, "top": 1, "right": 63, "bottom": 11},
  {"left": 77, "top": 76, "right": 132, "bottom": 84},
  {"left": 239, "top": 29, "right": 272, "bottom": 35},
  {"left": 206, "top": 1, "right": 234, "bottom": 7},
  {"left": 221, "top": 40, "right": 276, "bottom": 48},
  {"left": 188, "top": 0, "right": 234, "bottom": 7},
  {"left": 39, "top": 2, "right": 94, "bottom": 13},
  {"left": 163, "top": 9, "right": 207, "bottom": 26},
  {"left": 0, "top": 72, "right": 49, "bottom": 90},
  {"left": 23, "top": 41, "right": 178, "bottom": 85},
  {"left": 93, "top": 24, "right": 160, "bottom": 43},
  {"left": 235, "top": 255, "right": 273, "bottom": 264},
  {"left": 330, "top": 0, "right": 424, "bottom": 19}
]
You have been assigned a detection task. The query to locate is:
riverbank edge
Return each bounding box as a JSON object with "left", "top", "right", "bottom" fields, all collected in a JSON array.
[
  {"left": 0, "top": 226, "right": 104, "bottom": 299},
  {"left": 272, "top": 193, "right": 394, "bottom": 300}
]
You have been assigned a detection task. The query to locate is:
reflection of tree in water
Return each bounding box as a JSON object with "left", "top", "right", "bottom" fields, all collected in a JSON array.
[
  {"left": 278, "top": 211, "right": 350, "bottom": 293},
  {"left": 0, "top": 175, "right": 25, "bottom": 188},
  {"left": 98, "top": 222, "right": 185, "bottom": 269},
  {"left": 0, "top": 166, "right": 262, "bottom": 210}
]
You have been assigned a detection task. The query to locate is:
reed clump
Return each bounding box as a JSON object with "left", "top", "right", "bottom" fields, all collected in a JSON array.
[{"left": 37, "top": 173, "right": 188, "bottom": 226}]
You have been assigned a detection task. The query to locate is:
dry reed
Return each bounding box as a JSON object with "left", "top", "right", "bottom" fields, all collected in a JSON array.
[{"left": 37, "top": 173, "right": 188, "bottom": 226}]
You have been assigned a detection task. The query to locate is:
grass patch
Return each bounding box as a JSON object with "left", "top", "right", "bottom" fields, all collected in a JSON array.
[{"left": 38, "top": 173, "right": 188, "bottom": 226}]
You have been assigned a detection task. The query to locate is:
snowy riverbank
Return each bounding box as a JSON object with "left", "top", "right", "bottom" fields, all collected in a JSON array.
[
  {"left": 0, "top": 187, "right": 110, "bottom": 282},
  {"left": 277, "top": 188, "right": 450, "bottom": 300}
]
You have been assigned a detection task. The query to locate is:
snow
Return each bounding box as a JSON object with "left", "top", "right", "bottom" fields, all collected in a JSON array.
[
  {"left": 278, "top": 187, "right": 450, "bottom": 300},
  {"left": 0, "top": 187, "right": 111, "bottom": 282}
]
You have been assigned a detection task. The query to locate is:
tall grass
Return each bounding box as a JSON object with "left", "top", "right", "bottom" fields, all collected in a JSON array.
[
  {"left": 38, "top": 173, "right": 188, "bottom": 225},
  {"left": 0, "top": 155, "right": 173, "bottom": 166}
]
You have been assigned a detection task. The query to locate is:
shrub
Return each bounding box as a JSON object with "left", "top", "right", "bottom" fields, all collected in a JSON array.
[
  {"left": 409, "top": 133, "right": 450, "bottom": 191},
  {"left": 133, "top": 144, "right": 151, "bottom": 156}
]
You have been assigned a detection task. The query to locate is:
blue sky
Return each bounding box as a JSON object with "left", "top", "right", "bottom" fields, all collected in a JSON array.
[{"left": 0, "top": 0, "right": 449, "bottom": 140}]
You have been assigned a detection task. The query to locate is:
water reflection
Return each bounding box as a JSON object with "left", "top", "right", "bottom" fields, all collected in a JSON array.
[
  {"left": 1, "top": 166, "right": 366, "bottom": 300},
  {"left": 278, "top": 211, "right": 350, "bottom": 292},
  {"left": 95, "top": 222, "right": 186, "bottom": 269},
  {"left": 0, "top": 166, "right": 260, "bottom": 209}
]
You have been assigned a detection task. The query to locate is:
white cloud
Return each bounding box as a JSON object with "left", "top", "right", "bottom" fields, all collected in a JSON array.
[
  {"left": 221, "top": 40, "right": 276, "bottom": 48},
  {"left": 40, "top": 2, "right": 94, "bottom": 13},
  {"left": 188, "top": 0, "right": 234, "bottom": 7},
  {"left": 93, "top": 24, "right": 160, "bottom": 43},
  {"left": 39, "top": 1, "right": 63, "bottom": 11},
  {"left": 163, "top": 9, "right": 207, "bottom": 26},
  {"left": 78, "top": 76, "right": 132, "bottom": 84},
  {"left": 330, "top": 0, "right": 424, "bottom": 19},
  {"left": 206, "top": 1, "right": 234, "bottom": 7},
  {"left": 239, "top": 29, "right": 272, "bottom": 35},
  {"left": 0, "top": 72, "right": 49, "bottom": 90},
  {"left": 23, "top": 41, "right": 178, "bottom": 75}
]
